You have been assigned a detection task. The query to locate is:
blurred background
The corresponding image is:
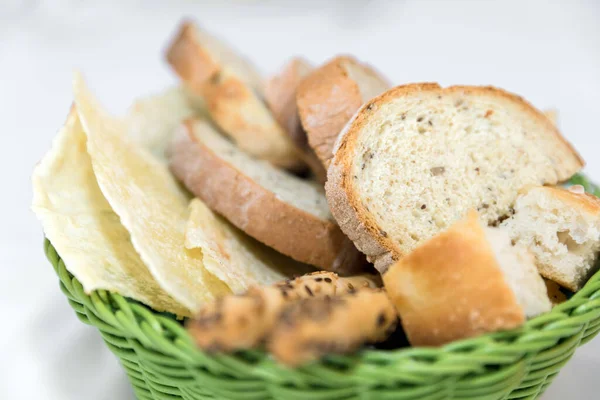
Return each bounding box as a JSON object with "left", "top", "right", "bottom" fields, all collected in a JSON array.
[{"left": 1, "top": 0, "right": 599, "bottom": 399}]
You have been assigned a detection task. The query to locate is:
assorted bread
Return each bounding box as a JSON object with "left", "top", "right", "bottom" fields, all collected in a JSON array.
[
  {"left": 326, "top": 83, "right": 584, "bottom": 273},
  {"left": 162, "top": 21, "right": 599, "bottom": 354},
  {"left": 34, "top": 19, "right": 600, "bottom": 368}
]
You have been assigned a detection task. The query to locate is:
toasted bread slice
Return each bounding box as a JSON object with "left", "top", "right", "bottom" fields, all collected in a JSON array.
[
  {"left": 501, "top": 185, "right": 600, "bottom": 291},
  {"left": 265, "top": 57, "right": 326, "bottom": 182},
  {"left": 383, "top": 211, "right": 550, "bottom": 347},
  {"left": 169, "top": 119, "right": 366, "bottom": 273},
  {"left": 327, "top": 83, "right": 584, "bottom": 272},
  {"left": 166, "top": 20, "right": 263, "bottom": 93},
  {"left": 297, "top": 55, "right": 390, "bottom": 167},
  {"left": 166, "top": 22, "right": 304, "bottom": 170}
]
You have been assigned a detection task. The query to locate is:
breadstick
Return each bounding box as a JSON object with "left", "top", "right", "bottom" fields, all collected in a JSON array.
[
  {"left": 187, "top": 271, "right": 381, "bottom": 352},
  {"left": 268, "top": 288, "right": 397, "bottom": 366}
]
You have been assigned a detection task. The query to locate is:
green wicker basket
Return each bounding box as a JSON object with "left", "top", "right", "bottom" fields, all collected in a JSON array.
[{"left": 46, "top": 175, "right": 600, "bottom": 400}]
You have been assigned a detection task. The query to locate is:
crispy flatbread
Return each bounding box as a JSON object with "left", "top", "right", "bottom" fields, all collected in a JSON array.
[
  {"left": 32, "top": 108, "right": 191, "bottom": 317},
  {"left": 73, "top": 73, "right": 231, "bottom": 312}
]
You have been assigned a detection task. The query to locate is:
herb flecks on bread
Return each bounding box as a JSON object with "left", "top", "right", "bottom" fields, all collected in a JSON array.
[{"left": 327, "top": 83, "right": 583, "bottom": 272}]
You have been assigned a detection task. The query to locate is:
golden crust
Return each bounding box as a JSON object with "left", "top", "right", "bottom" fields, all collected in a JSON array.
[
  {"left": 201, "top": 69, "right": 304, "bottom": 170},
  {"left": 268, "top": 288, "right": 397, "bottom": 366},
  {"left": 327, "top": 83, "right": 585, "bottom": 273},
  {"left": 383, "top": 211, "right": 525, "bottom": 347},
  {"left": 165, "top": 21, "right": 219, "bottom": 93},
  {"left": 169, "top": 121, "right": 366, "bottom": 273},
  {"left": 264, "top": 58, "right": 327, "bottom": 181},
  {"left": 265, "top": 57, "right": 313, "bottom": 149},
  {"left": 542, "top": 186, "right": 600, "bottom": 216},
  {"left": 297, "top": 55, "right": 387, "bottom": 167},
  {"left": 166, "top": 21, "right": 302, "bottom": 170}
]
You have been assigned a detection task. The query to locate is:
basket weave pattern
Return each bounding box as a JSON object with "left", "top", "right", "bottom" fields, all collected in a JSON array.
[{"left": 46, "top": 237, "right": 600, "bottom": 400}]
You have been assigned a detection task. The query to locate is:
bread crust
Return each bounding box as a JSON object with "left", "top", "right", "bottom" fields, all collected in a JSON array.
[
  {"left": 297, "top": 55, "right": 388, "bottom": 167},
  {"left": 327, "top": 83, "right": 585, "bottom": 273},
  {"left": 264, "top": 58, "right": 327, "bottom": 182},
  {"left": 166, "top": 22, "right": 303, "bottom": 170},
  {"left": 265, "top": 57, "right": 313, "bottom": 149},
  {"left": 382, "top": 211, "right": 525, "bottom": 347},
  {"left": 165, "top": 21, "right": 219, "bottom": 93},
  {"left": 201, "top": 69, "right": 304, "bottom": 170},
  {"left": 169, "top": 120, "right": 366, "bottom": 273},
  {"left": 542, "top": 186, "right": 600, "bottom": 215}
]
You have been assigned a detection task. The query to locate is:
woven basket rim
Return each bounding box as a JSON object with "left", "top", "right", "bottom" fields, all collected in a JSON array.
[{"left": 45, "top": 173, "right": 600, "bottom": 385}]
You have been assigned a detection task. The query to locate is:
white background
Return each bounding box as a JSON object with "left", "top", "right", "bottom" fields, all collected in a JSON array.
[{"left": 1, "top": 0, "right": 599, "bottom": 399}]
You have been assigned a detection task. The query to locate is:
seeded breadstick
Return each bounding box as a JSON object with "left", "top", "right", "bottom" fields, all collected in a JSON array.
[
  {"left": 187, "top": 271, "right": 382, "bottom": 352},
  {"left": 268, "top": 288, "right": 397, "bottom": 366},
  {"left": 275, "top": 271, "right": 381, "bottom": 298}
]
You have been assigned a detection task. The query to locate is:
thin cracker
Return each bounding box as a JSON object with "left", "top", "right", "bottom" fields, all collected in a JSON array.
[
  {"left": 73, "top": 72, "right": 231, "bottom": 312},
  {"left": 32, "top": 109, "right": 190, "bottom": 317}
]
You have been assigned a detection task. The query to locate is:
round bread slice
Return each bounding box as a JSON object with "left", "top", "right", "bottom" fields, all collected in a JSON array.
[
  {"left": 383, "top": 210, "right": 551, "bottom": 347},
  {"left": 169, "top": 119, "right": 366, "bottom": 273},
  {"left": 297, "top": 55, "right": 390, "bottom": 167},
  {"left": 327, "top": 83, "right": 584, "bottom": 272}
]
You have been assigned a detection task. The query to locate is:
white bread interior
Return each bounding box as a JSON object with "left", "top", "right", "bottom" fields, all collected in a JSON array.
[{"left": 500, "top": 185, "right": 600, "bottom": 291}]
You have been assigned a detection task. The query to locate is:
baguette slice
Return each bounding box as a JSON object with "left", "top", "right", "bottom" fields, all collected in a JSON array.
[
  {"left": 383, "top": 210, "right": 551, "bottom": 347},
  {"left": 500, "top": 185, "right": 600, "bottom": 291},
  {"left": 165, "top": 20, "right": 263, "bottom": 93},
  {"left": 327, "top": 83, "right": 584, "bottom": 272},
  {"left": 265, "top": 57, "right": 326, "bottom": 182},
  {"left": 166, "top": 22, "right": 303, "bottom": 170},
  {"left": 169, "top": 119, "right": 366, "bottom": 273},
  {"left": 297, "top": 55, "right": 390, "bottom": 167}
]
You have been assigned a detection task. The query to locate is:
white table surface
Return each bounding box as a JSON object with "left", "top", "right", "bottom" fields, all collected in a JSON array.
[{"left": 1, "top": 0, "right": 599, "bottom": 399}]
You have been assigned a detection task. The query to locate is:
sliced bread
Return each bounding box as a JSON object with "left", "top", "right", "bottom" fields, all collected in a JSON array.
[
  {"left": 500, "top": 185, "right": 600, "bottom": 291},
  {"left": 326, "top": 83, "right": 584, "bottom": 272},
  {"left": 383, "top": 210, "right": 551, "bottom": 347},
  {"left": 166, "top": 22, "right": 304, "bottom": 170},
  {"left": 264, "top": 57, "right": 326, "bottom": 182},
  {"left": 168, "top": 119, "right": 366, "bottom": 273},
  {"left": 165, "top": 20, "right": 263, "bottom": 93},
  {"left": 297, "top": 55, "right": 390, "bottom": 167},
  {"left": 265, "top": 57, "right": 314, "bottom": 149}
]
